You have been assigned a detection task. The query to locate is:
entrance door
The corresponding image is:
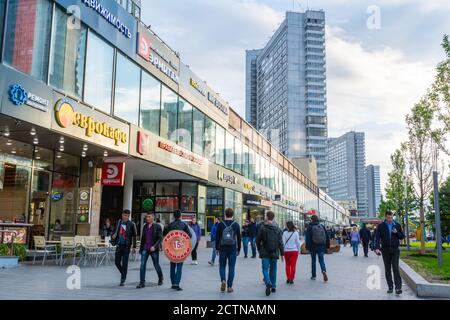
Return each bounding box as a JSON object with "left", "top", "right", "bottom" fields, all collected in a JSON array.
[{"left": 100, "top": 186, "right": 124, "bottom": 230}]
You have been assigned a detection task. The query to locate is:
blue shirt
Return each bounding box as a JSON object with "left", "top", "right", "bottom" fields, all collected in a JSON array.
[{"left": 386, "top": 221, "right": 394, "bottom": 240}]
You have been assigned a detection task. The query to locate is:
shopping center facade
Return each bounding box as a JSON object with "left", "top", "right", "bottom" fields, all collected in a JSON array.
[{"left": 0, "top": 0, "right": 349, "bottom": 244}]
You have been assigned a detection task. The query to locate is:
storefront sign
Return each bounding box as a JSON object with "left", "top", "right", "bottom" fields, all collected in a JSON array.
[
  {"left": 243, "top": 182, "right": 256, "bottom": 192},
  {"left": 163, "top": 230, "right": 192, "bottom": 263},
  {"left": 101, "top": 163, "right": 126, "bottom": 186},
  {"left": 54, "top": 98, "right": 128, "bottom": 146},
  {"left": 190, "top": 78, "right": 206, "bottom": 97},
  {"left": 217, "top": 171, "right": 238, "bottom": 185},
  {"left": 8, "top": 83, "right": 49, "bottom": 112},
  {"left": 158, "top": 141, "right": 204, "bottom": 165},
  {"left": 137, "top": 131, "right": 149, "bottom": 155},
  {"left": 83, "top": 0, "right": 132, "bottom": 38},
  {"left": 207, "top": 92, "right": 229, "bottom": 116},
  {"left": 77, "top": 188, "right": 92, "bottom": 224},
  {"left": 243, "top": 194, "right": 272, "bottom": 209},
  {"left": 137, "top": 32, "right": 179, "bottom": 83}
]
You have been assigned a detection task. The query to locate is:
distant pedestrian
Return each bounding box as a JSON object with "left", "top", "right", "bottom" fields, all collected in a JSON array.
[
  {"left": 100, "top": 218, "right": 114, "bottom": 239},
  {"left": 112, "top": 210, "right": 137, "bottom": 286},
  {"left": 305, "top": 215, "right": 329, "bottom": 282},
  {"left": 256, "top": 211, "right": 284, "bottom": 296},
  {"left": 242, "top": 220, "right": 252, "bottom": 258},
  {"left": 208, "top": 217, "right": 220, "bottom": 266},
  {"left": 250, "top": 218, "right": 257, "bottom": 258},
  {"left": 164, "top": 210, "right": 192, "bottom": 291},
  {"left": 375, "top": 211, "right": 405, "bottom": 295},
  {"left": 342, "top": 228, "right": 348, "bottom": 247},
  {"left": 359, "top": 224, "right": 372, "bottom": 257},
  {"left": 190, "top": 217, "right": 201, "bottom": 265},
  {"left": 137, "top": 212, "right": 163, "bottom": 288},
  {"left": 215, "top": 208, "right": 241, "bottom": 293},
  {"left": 283, "top": 221, "right": 301, "bottom": 285},
  {"left": 350, "top": 227, "right": 361, "bottom": 257},
  {"left": 156, "top": 217, "right": 165, "bottom": 234}
]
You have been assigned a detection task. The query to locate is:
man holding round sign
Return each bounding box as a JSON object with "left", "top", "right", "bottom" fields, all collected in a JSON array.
[{"left": 163, "top": 210, "right": 192, "bottom": 291}]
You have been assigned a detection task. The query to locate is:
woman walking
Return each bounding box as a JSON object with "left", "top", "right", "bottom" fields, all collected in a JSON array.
[
  {"left": 283, "top": 221, "right": 301, "bottom": 284},
  {"left": 350, "top": 226, "right": 361, "bottom": 257}
]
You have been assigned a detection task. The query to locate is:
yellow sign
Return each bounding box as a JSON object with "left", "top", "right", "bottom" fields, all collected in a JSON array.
[{"left": 54, "top": 98, "right": 127, "bottom": 146}]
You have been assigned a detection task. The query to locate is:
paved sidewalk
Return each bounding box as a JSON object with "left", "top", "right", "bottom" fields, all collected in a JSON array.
[{"left": 0, "top": 244, "right": 420, "bottom": 300}]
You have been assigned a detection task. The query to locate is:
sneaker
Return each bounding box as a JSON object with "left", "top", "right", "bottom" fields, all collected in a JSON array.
[
  {"left": 244, "top": 255, "right": 248, "bottom": 258},
  {"left": 158, "top": 278, "right": 163, "bottom": 286},
  {"left": 310, "top": 276, "right": 316, "bottom": 280},
  {"left": 322, "top": 272, "right": 328, "bottom": 282},
  {"left": 220, "top": 281, "right": 226, "bottom": 292},
  {"left": 395, "top": 289, "right": 402, "bottom": 295},
  {"left": 120, "top": 280, "right": 125, "bottom": 286},
  {"left": 136, "top": 283, "right": 145, "bottom": 289},
  {"left": 251, "top": 255, "right": 256, "bottom": 258},
  {"left": 265, "top": 284, "right": 272, "bottom": 296},
  {"left": 271, "top": 288, "right": 276, "bottom": 293},
  {"left": 208, "top": 261, "right": 214, "bottom": 266},
  {"left": 176, "top": 287, "right": 183, "bottom": 291},
  {"left": 286, "top": 280, "right": 290, "bottom": 284},
  {"left": 227, "top": 287, "right": 234, "bottom": 293},
  {"left": 387, "top": 288, "right": 394, "bottom": 294},
  {"left": 290, "top": 280, "right": 295, "bottom": 285},
  {"left": 195, "top": 261, "right": 199, "bottom": 265}
]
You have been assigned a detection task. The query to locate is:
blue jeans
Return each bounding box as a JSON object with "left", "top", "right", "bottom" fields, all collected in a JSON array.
[
  {"left": 170, "top": 262, "right": 183, "bottom": 286},
  {"left": 310, "top": 247, "right": 326, "bottom": 278},
  {"left": 243, "top": 237, "right": 250, "bottom": 257},
  {"left": 219, "top": 247, "right": 237, "bottom": 288},
  {"left": 352, "top": 241, "right": 359, "bottom": 256},
  {"left": 140, "top": 250, "right": 163, "bottom": 284},
  {"left": 262, "top": 258, "right": 278, "bottom": 288},
  {"left": 211, "top": 240, "right": 217, "bottom": 263},
  {"left": 251, "top": 237, "right": 256, "bottom": 257}
]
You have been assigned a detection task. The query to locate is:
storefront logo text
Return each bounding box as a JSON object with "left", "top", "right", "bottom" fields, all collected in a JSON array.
[
  {"left": 217, "top": 171, "right": 238, "bottom": 184},
  {"left": 207, "top": 92, "right": 229, "bottom": 116},
  {"left": 158, "top": 141, "right": 203, "bottom": 165},
  {"left": 83, "top": 0, "right": 132, "bottom": 38},
  {"left": 190, "top": 78, "right": 206, "bottom": 97},
  {"left": 8, "top": 83, "right": 49, "bottom": 112}
]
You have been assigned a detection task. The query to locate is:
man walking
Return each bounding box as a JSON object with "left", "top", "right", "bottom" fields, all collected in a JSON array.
[
  {"left": 375, "top": 211, "right": 405, "bottom": 295},
  {"left": 164, "top": 210, "right": 192, "bottom": 291},
  {"left": 250, "top": 218, "right": 257, "bottom": 258},
  {"left": 242, "top": 220, "right": 251, "bottom": 258},
  {"left": 112, "top": 210, "right": 137, "bottom": 286},
  {"left": 359, "top": 224, "right": 372, "bottom": 257},
  {"left": 190, "top": 217, "right": 201, "bottom": 265},
  {"left": 208, "top": 217, "right": 220, "bottom": 266},
  {"left": 256, "top": 211, "right": 284, "bottom": 296},
  {"left": 137, "top": 212, "right": 163, "bottom": 288},
  {"left": 305, "top": 215, "right": 329, "bottom": 282},
  {"left": 215, "top": 208, "right": 241, "bottom": 293}
]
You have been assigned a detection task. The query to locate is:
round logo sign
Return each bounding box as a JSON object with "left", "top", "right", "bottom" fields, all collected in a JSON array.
[
  {"left": 162, "top": 230, "right": 192, "bottom": 263},
  {"left": 54, "top": 98, "right": 75, "bottom": 128}
]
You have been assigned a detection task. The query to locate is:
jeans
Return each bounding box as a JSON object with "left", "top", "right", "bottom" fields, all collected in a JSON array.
[
  {"left": 310, "top": 247, "right": 326, "bottom": 278},
  {"left": 284, "top": 251, "right": 299, "bottom": 281},
  {"left": 115, "top": 246, "right": 131, "bottom": 281},
  {"left": 242, "top": 236, "right": 250, "bottom": 257},
  {"left": 191, "top": 242, "right": 199, "bottom": 261},
  {"left": 219, "top": 247, "right": 237, "bottom": 288},
  {"left": 262, "top": 258, "right": 278, "bottom": 288},
  {"left": 139, "top": 250, "right": 163, "bottom": 284},
  {"left": 170, "top": 262, "right": 183, "bottom": 286},
  {"left": 251, "top": 237, "right": 256, "bottom": 257},
  {"left": 352, "top": 241, "right": 359, "bottom": 256},
  {"left": 381, "top": 248, "right": 402, "bottom": 290},
  {"left": 211, "top": 240, "right": 217, "bottom": 263}
]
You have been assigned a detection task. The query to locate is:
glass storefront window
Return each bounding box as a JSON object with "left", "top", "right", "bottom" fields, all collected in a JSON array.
[
  {"left": 204, "top": 116, "right": 216, "bottom": 163},
  {"left": 177, "top": 98, "right": 193, "bottom": 151},
  {"left": 225, "top": 132, "right": 234, "bottom": 170},
  {"left": 248, "top": 149, "right": 255, "bottom": 181},
  {"left": 242, "top": 144, "right": 249, "bottom": 178},
  {"left": 234, "top": 138, "right": 242, "bottom": 174},
  {"left": 84, "top": 31, "right": 114, "bottom": 114},
  {"left": 4, "top": 0, "right": 52, "bottom": 82},
  {"left": 155, "top": 197, "right": 179, "bottom": 212},
  {"left": 160, "top": 85, "right": 178, "bottom": 142},
  {"left": 33, "top": 147, "right": 53, "bottom": 171},
  {"left": 206, "top": 186, "right": 223, "bottom": 217},
  {"left": 54, "top": 152, "right": 80, "bottom": 176},
  {"left": 156, "top": 182, "right": 179, "bottom": 196},
  {"left": 181, "top": 181, "right": 197, "bottom": 213},
  {"left": 140, "top": 71, "right": 161, "bottom": 135},
  {"left": 114, "top": 53, "right": 141, "bottom": 125},
  {"left": 215, "top": 126, "right": 225, "bottom": 166},
  {"left": 49, "top": 6, "right": 87, "bottom": 98},
  {"left": 193, "top": 108, "right": 204, "bottom": 156},
  {"left": 0, "top": 0, "right": 7, "bottom": 60}
]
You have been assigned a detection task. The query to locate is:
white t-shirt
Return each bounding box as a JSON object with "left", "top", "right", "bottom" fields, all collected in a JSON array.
[{"left": 283, "top": 230, "right": 300, "bottom": 252}]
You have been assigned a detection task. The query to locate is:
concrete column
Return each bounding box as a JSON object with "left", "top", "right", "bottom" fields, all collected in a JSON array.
[{"left": 123, "top": 171, "right": 134, "bottom": 215}]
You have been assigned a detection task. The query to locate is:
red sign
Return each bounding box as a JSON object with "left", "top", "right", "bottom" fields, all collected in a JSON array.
[
  {"left": 137, "top": 33, "right": 151, "bottom": 61},
  {"left": 137, "top": 131, "right": 149, "bottom": 155},
  {"left": 162, "top": 230, "right": 192, "bottom": 263},
  {"left": 101, "top": 163, "right": 125, "bottom": 186},
  {"left": 158, "top": 141, "right": 204, "bottom": 165}
]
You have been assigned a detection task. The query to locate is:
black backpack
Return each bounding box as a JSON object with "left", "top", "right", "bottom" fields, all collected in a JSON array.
[
  {"left": 220, "top": 221, "right": 237, "bottom": 246},
  {"left": 262, "top": 225, "right": 279, "bottom": 254}
]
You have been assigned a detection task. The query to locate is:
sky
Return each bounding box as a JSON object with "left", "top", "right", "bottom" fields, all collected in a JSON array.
[{"left": 142, "top": 0, "right": 450, "bottom": 194}]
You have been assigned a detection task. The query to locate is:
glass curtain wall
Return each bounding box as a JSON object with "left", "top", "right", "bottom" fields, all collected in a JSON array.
[{"left": 140, "top": 71, "right": 161, "bottom": 135}]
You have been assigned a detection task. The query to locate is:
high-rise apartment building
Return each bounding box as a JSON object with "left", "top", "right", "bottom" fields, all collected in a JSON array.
[{"left": 366, "top": 165, "right": 381, "bottom": 218}]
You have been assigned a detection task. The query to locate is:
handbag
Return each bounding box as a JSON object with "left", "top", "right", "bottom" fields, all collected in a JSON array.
[{"left": 109, "top": 220, "right": 121, "bottom": 247}]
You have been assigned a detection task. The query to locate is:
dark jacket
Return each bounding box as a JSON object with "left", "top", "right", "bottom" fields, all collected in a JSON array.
[
  {"left": 359, "top": 227, "right": 372, "bottom": 242},
  {"left": 113, "top": 220, "right": 137, "bottom": 249},
  {"left": 242, "top": 224, "right": 251, "bottom": 237},
  {"left": 305, "top": 221, "right": 330, "bottom": 251},
  {"left": 190, "top": 223, "right": 201, "bottom": 243},
  {"left": 164, "top": 219, "right": 192, "bottom": 238},
  {"left": 256, "top": 222, "right": 284, "bottom": 259},
  {"left": 215, "top": 220, "right": 241, "bottom": 252},
  {"left": 375, "top": 220, "right": 405, "bottom": 250},
  {"left": 139, "top": 223, "right": 163, "bottom": 253},
  {"left": 249, "top": 222, "right": 257, "bottom": 238}
]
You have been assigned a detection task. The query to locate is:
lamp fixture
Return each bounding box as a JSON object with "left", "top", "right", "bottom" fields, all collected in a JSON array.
[
  {"left": 103, "top": 150, "right": 109, "bottom": 157},
  {"left": 30, "top": 128, "right": 37, "bottom": 136}
]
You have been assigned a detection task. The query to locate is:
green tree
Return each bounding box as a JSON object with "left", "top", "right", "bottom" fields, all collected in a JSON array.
[
  {"left": 378, "top": 195, "right": 393, "bottom": 219},
  {"left": 427, "top": 175, "right": 450, "bottom": 238}
]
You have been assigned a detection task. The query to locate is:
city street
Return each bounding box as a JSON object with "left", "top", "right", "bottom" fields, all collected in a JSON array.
[{"left": 0, "top": 244, "right": 420, "bottom": 300}]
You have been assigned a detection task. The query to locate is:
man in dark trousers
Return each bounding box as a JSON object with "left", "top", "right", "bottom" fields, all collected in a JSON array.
[
  {"left": 375, "top": 211, "right": 405, "bottom": 295},
  {"left": 164, "top": 210, "right": 192, "bottom": 291},
  {"left": 137, "top": 212, "right": 163, "bottom": 288},
  {"left": 256, "top": 211, "right": 284, "bottom": 297},
  {"left": 215, "top": 208, "right": 241, "bottom": 293},
  {"left": 249, "top": 218, "right": 257, "bottom": 258},
  {"left": 359, "top": 224, "right": 372, "bottom": 257},
  {"left": 305, "top": 215, "right": 330, "bottom": 282},
  {"left": 112, "top": 210, "right": 137, "bottom": 286}
]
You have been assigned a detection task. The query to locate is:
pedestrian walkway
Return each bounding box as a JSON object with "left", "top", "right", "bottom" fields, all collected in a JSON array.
[{"left": 0, "top": 244, "right": 420, "bottom": 300}]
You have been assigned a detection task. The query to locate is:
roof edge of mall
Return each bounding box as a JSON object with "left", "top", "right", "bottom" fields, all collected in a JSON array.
[{"left": 0, "top": 0, "right": 350, "bottom": 244}]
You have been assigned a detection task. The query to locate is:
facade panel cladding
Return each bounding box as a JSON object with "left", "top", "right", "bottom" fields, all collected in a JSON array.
[
  {"left": 0, "top": 0, "right": 349, "bottom": 237},
  {"left": 366, "top": 164, "right": 381, "bottom": 218},
  {"left": 0, "top": 0, "right": 7, "bottom": 59},
  {"left": 246, "top": 11, "right": 329, "bottom": 191}
]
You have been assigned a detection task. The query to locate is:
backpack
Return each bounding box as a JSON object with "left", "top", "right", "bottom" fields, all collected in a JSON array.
[
  {"left": 220, "top": 221, "right": 237, "bottom": 246},
  {"left": 262, "top": 225, "right": 279, "bottom": 254},
  {"left": 311, "top": 224, "right": 326, "bottom": 245}
]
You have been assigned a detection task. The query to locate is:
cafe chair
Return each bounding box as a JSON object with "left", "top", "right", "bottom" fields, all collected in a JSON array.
[
  {"left": 82, "top": 237, "right": 106, "bottom": 267},
  {"left": 59, "top": 237, "right": 78, "bottom": 266},
  {"left": 32, "top": 236, "right": 58, "bottom": 266}
]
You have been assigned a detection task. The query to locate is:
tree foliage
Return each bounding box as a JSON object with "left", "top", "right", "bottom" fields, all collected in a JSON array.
[{"left": 427, "top": 175, "right": 450, "bottom": 237}]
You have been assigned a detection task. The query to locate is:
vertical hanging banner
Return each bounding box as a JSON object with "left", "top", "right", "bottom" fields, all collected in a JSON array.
[{"left": 102, "top": 163, "right": 126, "bottom": 186}]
